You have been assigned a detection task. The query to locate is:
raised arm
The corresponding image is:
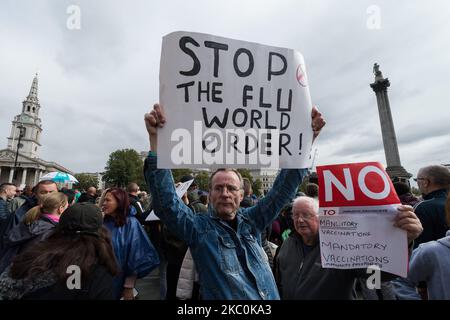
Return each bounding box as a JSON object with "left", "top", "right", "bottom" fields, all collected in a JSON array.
[
  {"left": 245, "top": 106, "right": 326, "bottom": 231},
  {"left": 144, "top": 104, "right": 198, "bottom": 245},
  {"left": 245, "top": 168, "right": 308, "bottom": 232}
]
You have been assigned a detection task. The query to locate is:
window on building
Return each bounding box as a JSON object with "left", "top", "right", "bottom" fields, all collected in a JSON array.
[
  {"left": 18, "top": 127, "right": 26, "bottom": 138},
  {"left": 27, "top": 106, "right": 30, "bottom": 112},
  {"left": 32, "top": 107, "right": 35, "bottom": 113}
]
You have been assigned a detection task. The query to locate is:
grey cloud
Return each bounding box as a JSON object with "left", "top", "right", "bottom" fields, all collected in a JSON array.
[{"left": 1, "top": 0, "right": 450, "bottom": 176}]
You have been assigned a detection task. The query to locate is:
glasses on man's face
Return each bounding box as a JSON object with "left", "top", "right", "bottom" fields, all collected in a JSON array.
[
  {"left": 212, "top": 184, "right": 241, "bottom": 194},
  {"left": 413, "top": 177, "right": 427, "bottom": 182},
  {"left": 293, "top": 213, "right": 316, "bottom": 221}
]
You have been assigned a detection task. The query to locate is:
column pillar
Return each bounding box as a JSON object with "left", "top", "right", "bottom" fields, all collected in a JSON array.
[
  {"left": 33, "top": 169, "right": 39, "bottom": 186},
  {"left": 21, "top": 168, "right": 27, "bottom": 186},
  {"left": 9, "top": 168, "right": 15, "bottom": 183},
  {"left": 370, "top": 63, "right": 412, "bottom": 181}
]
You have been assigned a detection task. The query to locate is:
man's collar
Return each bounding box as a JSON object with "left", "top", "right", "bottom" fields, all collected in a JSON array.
[{"left": 423, "top": 188, "right": 448, "bottom": 200}]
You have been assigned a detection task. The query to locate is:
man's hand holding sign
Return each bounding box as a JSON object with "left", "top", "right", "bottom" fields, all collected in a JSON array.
[{"left": 317, "top": 162, "right": 422, "bottom": 277}]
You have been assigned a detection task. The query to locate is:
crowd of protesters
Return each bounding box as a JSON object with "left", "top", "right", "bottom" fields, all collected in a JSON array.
[
  {"left": 0, "top": 103, "right": 449, "bottom": 300},
  {"left": 0, "top": 180, "right": 159, "bottom": 300}
]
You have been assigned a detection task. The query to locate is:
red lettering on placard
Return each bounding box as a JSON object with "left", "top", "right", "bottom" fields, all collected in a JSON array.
[{"left": 317, "top": 162, "right": 400, "bottom": 207}]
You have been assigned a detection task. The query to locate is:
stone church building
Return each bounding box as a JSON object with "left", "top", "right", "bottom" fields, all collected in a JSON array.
[{"left": 0, "top": 75, "right": 73, "bottom": 186}]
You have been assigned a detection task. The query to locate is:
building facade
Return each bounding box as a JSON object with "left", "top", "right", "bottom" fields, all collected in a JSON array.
[
  {"left": 0, "top": 75, "right": 73, "bottom": 186},
  {"left": 249, "top": 168, "right": 279, "bottom": 195}
]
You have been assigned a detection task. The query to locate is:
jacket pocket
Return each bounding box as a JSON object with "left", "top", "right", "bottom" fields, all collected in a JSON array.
[
  {"left": 242, "top": 233, "right": 267, "bottom": 262},
  {"left": 218, "top": 235, "right": 240, "bottom": 274}
]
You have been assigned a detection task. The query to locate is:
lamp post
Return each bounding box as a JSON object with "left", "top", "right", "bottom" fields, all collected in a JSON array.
[{"left": 13, "top": 124, "right": 25, "bottom": 177}]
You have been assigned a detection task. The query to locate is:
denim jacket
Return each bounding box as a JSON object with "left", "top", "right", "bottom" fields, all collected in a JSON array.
[{"left": 144, "top": 153, "right": 307, "bottom": 300}]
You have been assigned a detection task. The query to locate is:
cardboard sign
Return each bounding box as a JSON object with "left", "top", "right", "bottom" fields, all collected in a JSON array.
[
  {"left": 317, "top": 162, "right": 400, "bottom": 214},
  {"left": 316, "top": 162, "right": 408, "bottom": 277},
  {"left": 159, "top": 31, "right": 313, "bottom": 169},
  {"left": 145, "top": 179, "right": 194, "bottom": 221}
]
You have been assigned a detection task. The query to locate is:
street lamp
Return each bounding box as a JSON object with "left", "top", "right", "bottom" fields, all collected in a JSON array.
[{"left": 13, "top": 124, "right": 26, "bottom": 175}]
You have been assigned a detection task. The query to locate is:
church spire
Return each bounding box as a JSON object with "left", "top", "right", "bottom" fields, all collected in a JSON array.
[
  {"left": 10, "top": 74, "right": 43, "bottom": 158},
  {"left": 26, "top": 73, "right": 39, "bottom": 103}
]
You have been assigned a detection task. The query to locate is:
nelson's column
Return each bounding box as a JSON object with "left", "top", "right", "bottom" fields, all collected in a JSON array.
[{"left": 370, "top": 63, "right": 412, "bottom": 183}]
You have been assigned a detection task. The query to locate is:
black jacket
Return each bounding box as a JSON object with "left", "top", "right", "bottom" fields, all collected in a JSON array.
[
  {"left": 414, "top": 189, "right": 449, "bottom": 248},
  {"left": 275, "top": 232, "right": 357, "bottom": 299},
  {"left": 0, "top": 216, "right": 57, "bottom": 273},
  {"left": 0, "top": 196, "right": 37, "bottom": 251},
  {"left": 0, "top": 265, "right": 114, "bottom": 300},
  {"left": 77, "top": 193, "right": 97, "bottom": 204},
  {"left": 129, "top": 194, "right": 144, "bottom": 224}
]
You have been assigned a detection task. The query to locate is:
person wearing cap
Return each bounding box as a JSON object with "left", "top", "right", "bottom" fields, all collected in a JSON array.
[
  {"left": 101, "top": 187, "right": 160, "bottom": 300},
  {"left": 0, "top": 203, "right": 119, "bottom": 300}
]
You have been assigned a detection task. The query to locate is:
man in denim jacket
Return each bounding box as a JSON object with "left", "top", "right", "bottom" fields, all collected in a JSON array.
[{"left": 144, "top": 103, "right": 325, "bottom": 299}]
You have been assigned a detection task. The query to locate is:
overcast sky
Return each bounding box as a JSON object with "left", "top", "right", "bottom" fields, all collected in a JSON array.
[{"left": 1, "top": 0, "right": 449, "bottom": 183}]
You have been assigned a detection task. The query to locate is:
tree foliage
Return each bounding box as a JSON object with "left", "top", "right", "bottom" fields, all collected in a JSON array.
[
  {"left": 171, "top": 169, "right": 193, "bottom": 183},
  {"left": 236, "top": 169, "right": 253, "bottom": 184},
  {"left": 252, "top": 178, "right": 263, "bottom": 197},
  {"left": 74, "top": 173, "right": 99, "bottom": 192},
  {"left": 195, "top": 171, "right": 210, "bottom": 191},
  {"left": 103, "top": 149, "right": 145, "bottom": 189}
]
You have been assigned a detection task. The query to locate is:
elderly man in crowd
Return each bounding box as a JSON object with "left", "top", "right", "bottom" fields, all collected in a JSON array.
[
  {"left": 274, "top": 196, "right": 423, "bottom": 299},
  {"left": 414, "top": 165, "right": 450, "bottom": 247}
]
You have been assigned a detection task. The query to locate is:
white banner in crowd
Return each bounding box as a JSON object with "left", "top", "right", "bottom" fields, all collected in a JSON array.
[
  {"left": 159, "top": 31, "right": 313, "bottom": 169},
  {"left": 145, "top": 179, "right": 194, "bottom": 221},
  {"left": 316, "top": 162, "right": 408, "bottom": 277}
]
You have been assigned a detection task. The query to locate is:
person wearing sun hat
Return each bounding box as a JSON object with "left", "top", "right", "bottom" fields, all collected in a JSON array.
[{"left": 0, "top": 203, "right": 119, "bottom": 300}]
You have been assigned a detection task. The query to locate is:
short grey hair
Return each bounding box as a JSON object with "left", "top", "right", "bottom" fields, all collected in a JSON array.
[
  {"left": 292, "top": 196, "right": 319, "bottom": 215},
  {"left": 0, "top": 183, "right": 16, "bottom": 193},
  {"left": 420, "top": 165, "right": 450, "bottom": 188},
  {"left": 208, "top": 169, "right": 244, "bottom": 190}
]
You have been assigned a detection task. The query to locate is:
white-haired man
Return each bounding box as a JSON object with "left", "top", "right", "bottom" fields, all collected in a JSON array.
[{"left": 274, "top": 196, "right": 423, "bottom": 299}]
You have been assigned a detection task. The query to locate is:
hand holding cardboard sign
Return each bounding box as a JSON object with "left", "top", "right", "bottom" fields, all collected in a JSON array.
[
  {"left": 311, "top": 106, "right": 325, "bottom": 142},
  {"left": 393, "top": 205, "right": 423, "bottom": 244},
  {"left": 146, "top": 103, "right": 325, "bottom": 156},
  {"left": 144, "top": 103, "right": 166, "bottom": 153}
]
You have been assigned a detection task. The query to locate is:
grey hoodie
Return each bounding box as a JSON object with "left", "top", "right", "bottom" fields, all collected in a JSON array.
[{"left": 408, "top": 230, "right": 450, "bottom": 299}]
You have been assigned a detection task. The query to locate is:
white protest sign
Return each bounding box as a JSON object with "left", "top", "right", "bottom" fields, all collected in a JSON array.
[
  {"left": 316, "top": 162, "right": 408, "bottom": 277},
  {"left": 145, "top": 179, "right": 194, "bottom": 221},
  {"left": 319, "top": 215, "right": 407, "bottom": 277},
  {"left": 159, "top": 31, "right": 313, "bottom": 169}
]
